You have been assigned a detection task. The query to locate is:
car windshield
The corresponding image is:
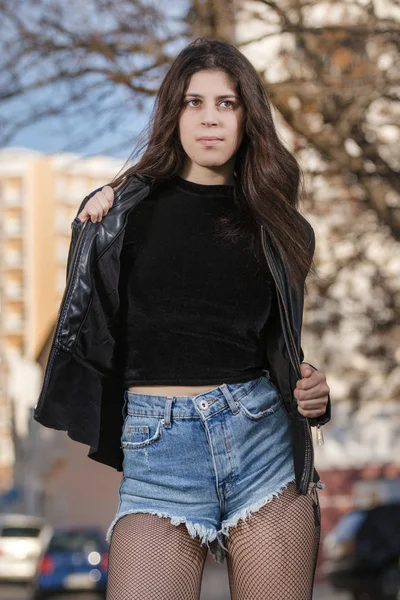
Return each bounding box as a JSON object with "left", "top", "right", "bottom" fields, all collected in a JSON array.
[
  {"left": 48, "top": 531, "right": 103, "bottom": 552},
  {"left": 332, "top": 510, "right": 367, "bottom": 542},
  {"left": 1, "top": 527, "right": 41, "bottom": 538}
]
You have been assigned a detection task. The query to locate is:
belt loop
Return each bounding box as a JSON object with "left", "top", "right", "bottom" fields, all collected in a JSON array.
[
  {"left": 221, "top": 384, "right": 240, "bottom": 415},
  {"left": 122, "top": 390, "right": 128, "bottom": 420},
  {"left": 164, "top": 397, "right": 175, "bottom": 428}
]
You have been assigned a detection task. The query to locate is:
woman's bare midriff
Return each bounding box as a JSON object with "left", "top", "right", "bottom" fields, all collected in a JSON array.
[{"left": 127, "top": 384, "right": 225, "bottom": 396}]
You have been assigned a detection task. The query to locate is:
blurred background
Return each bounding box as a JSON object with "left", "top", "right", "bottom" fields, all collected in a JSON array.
[{"left": 0, "top": 0, "right": 399, "bottom": 598}]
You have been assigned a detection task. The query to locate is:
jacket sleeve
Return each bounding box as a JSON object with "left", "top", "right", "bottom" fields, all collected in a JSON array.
[{"left": 65, "top": 185, "right": 105, "bottom": 282}]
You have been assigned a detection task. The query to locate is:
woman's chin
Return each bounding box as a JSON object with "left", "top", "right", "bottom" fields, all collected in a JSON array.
[{"left": 193, "top": 158, "right": 232, "bottom": 169}]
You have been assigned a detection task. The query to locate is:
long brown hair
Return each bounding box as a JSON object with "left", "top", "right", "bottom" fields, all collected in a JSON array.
[{"left": 111, "top": 38, "right": 315, "bottom": 293}]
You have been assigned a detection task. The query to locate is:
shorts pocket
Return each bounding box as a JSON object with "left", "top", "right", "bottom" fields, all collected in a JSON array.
[
  {"left": 237, "top": 376, "right": 282, "bottom": 421},
  {"left": 121, "top": 414, "right": 164, "bottom": 449}
]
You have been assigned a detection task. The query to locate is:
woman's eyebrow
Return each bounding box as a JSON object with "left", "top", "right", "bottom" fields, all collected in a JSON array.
[{"left": 184, "top": 93, "right": 239, "bottom": 100}]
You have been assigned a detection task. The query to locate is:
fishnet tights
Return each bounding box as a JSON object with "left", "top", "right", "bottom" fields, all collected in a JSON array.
[
  {"left": 106, "top": 482, "right": 321, "bottom": 600},
  {"left": 106, "top": 512, "right": 208, "bottom": 600},
  {"left": 226, "top": 481, "right": 321, "bottom": 600}
]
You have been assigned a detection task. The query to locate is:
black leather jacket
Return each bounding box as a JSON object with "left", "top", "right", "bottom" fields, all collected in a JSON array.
[{"left": 33, "top": 174, "right": 331, "bottom": 494}]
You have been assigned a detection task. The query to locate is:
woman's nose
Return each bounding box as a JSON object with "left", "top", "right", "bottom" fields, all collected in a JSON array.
[{"left": 201, "top": 106, "right": 219, "bottom": 126}]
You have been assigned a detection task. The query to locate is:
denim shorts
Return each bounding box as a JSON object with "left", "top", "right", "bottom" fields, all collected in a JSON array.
[{"left": 105, "top": 373, "right": 298, "bottom": 563}]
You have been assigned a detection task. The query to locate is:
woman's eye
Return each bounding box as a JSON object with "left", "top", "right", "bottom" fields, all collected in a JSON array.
[{"left": 185, "top": 99, "right": 236, "bottom": 108}]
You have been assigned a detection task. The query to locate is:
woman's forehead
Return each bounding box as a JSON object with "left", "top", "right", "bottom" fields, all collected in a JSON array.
[{"left": 186, "top": 69, "right": 237, "bottom": 92}]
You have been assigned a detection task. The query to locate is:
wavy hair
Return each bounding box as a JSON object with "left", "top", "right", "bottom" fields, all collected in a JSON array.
[{"left": 111, "top": 37, "right": 315, "bottom": 293}]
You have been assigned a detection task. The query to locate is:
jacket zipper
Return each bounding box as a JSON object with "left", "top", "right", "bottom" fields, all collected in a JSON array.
[
  {"left": 34, "top": 220, "right": 89, "bottom": 415},
  {"left": 260, "top": 225, "right": 315, "bottom": 493}
]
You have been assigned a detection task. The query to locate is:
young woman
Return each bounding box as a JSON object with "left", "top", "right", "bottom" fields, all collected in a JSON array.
[{"left": 34, "top": 38, "right": 331, "bottom": 599}]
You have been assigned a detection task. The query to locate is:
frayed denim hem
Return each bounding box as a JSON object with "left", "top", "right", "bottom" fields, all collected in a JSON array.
[
  {"left": 105, "top": 508, "right": 226, "bottom": 562},
  {"left": 104, "top": 475, "right": 319, "bottom": 565}
]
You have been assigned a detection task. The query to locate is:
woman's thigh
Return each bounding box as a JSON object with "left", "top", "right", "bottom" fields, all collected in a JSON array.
[
  {"left": 225, "top": 481, "right": 321, "bottom": 600},
  {"left": 106, "top": 511, "right": 208, "bottom": 600}
]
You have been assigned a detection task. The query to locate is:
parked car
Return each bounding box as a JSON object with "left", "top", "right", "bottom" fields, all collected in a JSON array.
[
  {"left": 323, "top": 502, "right": 400, "bottom": 600},
  {"left": 31, "top": 526, "right": 108, "bottom": 599},
  {"left": 0, "top": 513, "right": 53, "bottom": 584}
]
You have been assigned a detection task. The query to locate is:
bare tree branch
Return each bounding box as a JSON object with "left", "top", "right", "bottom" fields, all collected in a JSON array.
[
  {"left": 0, "top": 0, "right": 187, "bottom": 150},
  {"left": 239, "top": 0, "right": 400, "bottom": 239}
]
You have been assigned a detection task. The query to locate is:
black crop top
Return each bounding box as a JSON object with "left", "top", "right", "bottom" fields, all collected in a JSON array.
[{"left": 116, "top": 175, "right": 275, "bottom": 387}]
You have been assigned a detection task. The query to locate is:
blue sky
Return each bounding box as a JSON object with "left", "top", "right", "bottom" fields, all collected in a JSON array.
[
  {"left": 7, "top": 100, "right": 151, "bottom": 160},
  {"left": 2, "top": 1, "right": 189, "bottom": 160}
]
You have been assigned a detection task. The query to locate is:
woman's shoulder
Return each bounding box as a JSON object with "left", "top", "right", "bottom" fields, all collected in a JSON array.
[
  {"left": 112, "top": 172, "right": 151, "bottom": 196},
  {"left": 84, "top": 173, "right": 154, "bottom": 199}
]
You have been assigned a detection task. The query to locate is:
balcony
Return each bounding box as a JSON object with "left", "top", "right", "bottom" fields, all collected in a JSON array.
[
  {"left": 1, "top": 193, "right": 23, "bottom": 207},
  {"left": 3, "top": 253, "right": 23, "bottom": 268},
  {"left": 3, "top": 221, "right": 23, "bottom": 237},
  {"left": 1, "top": 317, "right": 24, "bottom": 333},
  {"left": 3, "top": 284, "right": 23, "bottom": 300}
]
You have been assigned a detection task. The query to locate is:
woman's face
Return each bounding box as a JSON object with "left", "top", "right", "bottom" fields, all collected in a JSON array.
[{"left": 178, "top": 69, "right": 245, "bottom": 180}]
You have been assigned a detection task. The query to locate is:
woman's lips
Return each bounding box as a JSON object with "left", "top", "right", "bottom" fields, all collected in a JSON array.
[{"left": 198, "top": 138, "right": 223, "bottom": 146}]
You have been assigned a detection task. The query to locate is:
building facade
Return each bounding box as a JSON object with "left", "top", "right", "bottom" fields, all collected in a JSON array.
[{"left": 0, "top": 147, "right": 123, "bottom": 493}]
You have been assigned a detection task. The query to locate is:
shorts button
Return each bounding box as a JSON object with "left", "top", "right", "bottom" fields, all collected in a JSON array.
[{"left": 199, "top": 400, "right": 209, "bottom": 410}]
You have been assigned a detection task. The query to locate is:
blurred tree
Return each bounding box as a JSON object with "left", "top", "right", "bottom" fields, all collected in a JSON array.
[
  {"left": 238, "top": 0, "right": 400, "bottom": 238},
  {"left": 188, "top": 0, "right": 236, "bottom": 39},
  {"left": 0, "top": 0, "right": 183, "bottom": 152}
]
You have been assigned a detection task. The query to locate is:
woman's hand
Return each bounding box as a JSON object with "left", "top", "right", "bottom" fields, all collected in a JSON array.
[
  {"left": 77, "top": 185, "right": 115, "bottom": 223},
  {"left": 294, "top": 363, "right": 330, "bottom": 419}
]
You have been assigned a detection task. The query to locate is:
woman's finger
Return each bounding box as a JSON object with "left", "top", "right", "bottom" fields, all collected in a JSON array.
[
  {"left": 77, "top": 186, "right": 115, "bottom": 223},
  {"left": 298, "top": 406, "right": 328, "bottom": 418},
  {"left": 102, "top": 185, "right": 115, "bottom": 206},
  {"left": 297, "top": 370, "right": 326, "bottom": 390},
  {"left": 96, "top": 189, "right": 114, "bottom": 217},
  {"left": 297, "top": 397, "right": 328, "bottom": 411},
  {"left": 294, "top": 382, "right": 330, "bottom": 402}
]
